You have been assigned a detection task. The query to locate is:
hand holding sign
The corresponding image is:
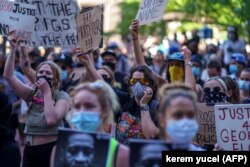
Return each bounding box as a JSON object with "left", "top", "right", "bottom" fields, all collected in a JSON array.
[
  {"left": 8, "top": 30, "right": 22, "bottom": 50},
  {"left": 129, "top": 19, "right": 139, "bottom": 40}
]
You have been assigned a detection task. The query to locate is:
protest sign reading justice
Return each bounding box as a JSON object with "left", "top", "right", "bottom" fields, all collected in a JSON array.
[
  {"left": 15, "top": 0, "right": 80, "bottom": 47},
  {"left": 0, "top": 0, "right": 36, "bottom": 39},
  {"left": 136, "top": 0, "right": 168, "bottom": 25},
  {"left": 76, "top": 5, "right": 103, "bottom": 52},
  {"left": 214, "top": 104, "right": 250, "bottom": 151},
  {"left": 195, "top": 103, "right": 217, "bottom": 146}
]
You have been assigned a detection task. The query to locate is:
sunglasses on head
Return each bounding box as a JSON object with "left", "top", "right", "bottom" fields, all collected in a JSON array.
[
  {"left": 203, "top": 86, "right": 221, "bottom": 93},
  {"left": 129, "top": 78, "right": 149, "bottom": 86}
]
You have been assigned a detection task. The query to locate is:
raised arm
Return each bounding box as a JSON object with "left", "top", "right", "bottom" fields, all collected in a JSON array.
[
  {"left": 19, "top": 46, "right": 36, "bottom": 83},
  {"left": 130, "top": 20, "right": 167, "bottom": 86},
  {"left": 77, "top": 49, "right": 103, "bottom": 81},
  {"left": 130, "top": 19, "right": 146, "bottom": 65},
  {"left": 182, "top": 48, "right": 196, "bottom": 91},
  {"left": 3, "top": 32, "right": 33, "bottom": 101}
]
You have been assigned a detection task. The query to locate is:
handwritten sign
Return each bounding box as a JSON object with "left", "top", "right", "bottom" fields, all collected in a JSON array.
[
  {"left": 76, "top": 5, "right": 103, "bottom": 52},
  {"left": 136, "top": 0, "right": 168, "bottom": 25},
  {"left": 214, "top": 104, "right": 250, "bottom": 151},
  {"left": 195, "top": 103, "right": 216, "bottom": 146},
  {"left": 0, "top": 0, "right": 36, "bottom": 39},
  {"left": 16, "top": 0, "right": 80, "bottom": 47}
]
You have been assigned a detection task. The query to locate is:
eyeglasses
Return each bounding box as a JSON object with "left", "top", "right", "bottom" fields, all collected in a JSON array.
[
  {"left": 129, "top": 78, "right": 149, "bottom": 86},
  {"left": 203, "top": 86, "right": 221, "bottom": 93}
]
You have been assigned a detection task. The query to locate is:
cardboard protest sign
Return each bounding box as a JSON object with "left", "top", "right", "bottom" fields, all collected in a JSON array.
[
  {"left": 76, "top": 5, "right": 103, "bottom": 53},
  {"left": 16, "top": 0, "right": 80, "bottom": 47},
  {"left": 54, "top": 128, "right": 111, "bottom": 167},
  {"left": 129, "top": 139, "right": 173, "bottom": 167},
  {"left": 195, "top": 103, "right": 217, "bottom": 146},
  {"left": 0, "top": 0, "right": 36, "bottom": 39},
  {"left": 136, "top": 0, "right": 168, "bottom": 25},
  {"left": 214, "top": 104, "right": 250, "bottom": 151}
]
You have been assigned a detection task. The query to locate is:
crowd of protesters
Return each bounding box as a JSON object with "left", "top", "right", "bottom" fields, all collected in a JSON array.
[{"left": 0, "top": 18, "right": 249, "bottom": 167}]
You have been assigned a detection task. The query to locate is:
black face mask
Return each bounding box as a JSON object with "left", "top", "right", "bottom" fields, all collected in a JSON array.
[
  {"left": 37, "top": 76, "right": 53, "bottom": 88},
  {"left": 0, "top": 67, "right": 4, "bottom": 75},
  {"left": 102, "top": 62, "right": 116, "bottom": 71},
  {"left": 205, "top": 91, "right": 227, "bottom": 106}
]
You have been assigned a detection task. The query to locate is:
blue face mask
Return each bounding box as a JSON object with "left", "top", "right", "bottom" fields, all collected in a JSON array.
[
  {"left": 192, "top": 67, "right": 200, "bottom": 77},
  {"left": 60, "top": 70, "right": 68, "bottom": 81},
  {"left": 229, "top": 64, "right": 239, "bottom": 74},
  {"left": 238, "top": 80, "right": 250, "bottom": 91},
  {"left": 70, "top": 111, "right": 100, "bottom": 132},
  {"left": 166, "top": 118, "right": 198, "bottom": 144}
]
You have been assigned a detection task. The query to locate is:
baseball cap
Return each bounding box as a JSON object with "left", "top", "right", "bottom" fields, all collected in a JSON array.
[
  {"left": 168, "top": 52, "right": 184, "bottom": 62},
  {"left": 231, "top": 53, "right": 247, "bottom": 66},
  {"left": 54, "top": 52, "right": 73, "bottom": 68},
  {"left": 107, "top": 42, "right": 119, "bottom": 50},
  {"left": 101, "top": 50, "right": 117, "bottom": 59}
]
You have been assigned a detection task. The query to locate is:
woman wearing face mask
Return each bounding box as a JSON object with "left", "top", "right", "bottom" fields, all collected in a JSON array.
[
  {"left": 4, "top": 31, "right": 70, "bottom": 167},
  {"left": 50, "top": 80, "right": 129, "bottom": 167},
  {"left": 157, "top": 83, "right": 205, "bottom": 151},
  {"left": 202, "top": 77, "right": 229, "bottom": 105},
  {"left": 75, "top": 49, "right": 160, "bottom": 145},
  {"left": 129, "top": 19, "right": 196, "bottom": 91},
  {"left": 116, "top": 65, "right": 160, "bottom": 145}
]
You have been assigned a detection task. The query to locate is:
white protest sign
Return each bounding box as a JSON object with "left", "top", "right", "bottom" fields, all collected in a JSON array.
[
  {"left": 136, "top": 0, "right": 168, "bottom": 25},
  {"left": 76, "top": 5, "right": 103, "bottom": 52},
  {"left": 0, "top": 0, "right": 36, "bottom": 39},
  {"left": 15, "top": 0, "right": 80, "bottom": 47},
  {"left": 214, "top": 104, "right": 250, "bottom": 151}
]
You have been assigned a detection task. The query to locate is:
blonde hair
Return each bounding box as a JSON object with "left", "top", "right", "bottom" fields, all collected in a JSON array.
[
  {"left": 73, "top": 80, "right": 120, "bottom": 133},
  {"left": 36, "top": 61, "right": 61, "bottom": 91}
]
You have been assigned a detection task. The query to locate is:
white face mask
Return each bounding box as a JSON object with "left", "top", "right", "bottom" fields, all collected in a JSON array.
[{"left": 166, "top": 118, "right": 199, "bottom": 144}]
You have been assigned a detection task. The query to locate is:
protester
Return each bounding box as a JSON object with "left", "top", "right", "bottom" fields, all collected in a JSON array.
[
  {"left": 50, "top": 80, "right": 129, "bottom": 167},
  {"left": 218, "top": 26, "right": 246, "bottom": 67},
  {"left": 238, "top": 68, "right": 250, "bottom": 102},
  {"left": 228, "top": 53, "right": 247, "bottom": 80},
  {"left": 4, "top": 31, "right": 70, "bottom": 167},
  {"left": 129, "top": 19, "right": 196, "bottom": 91},
  {"left": 221, "top": 76, "right": 240, "bottom": 104},
  {"left": 0, "top": 91, "right": 21, "bottom": 167},
  {"left": 202, "top": 77, "right": 228, "bottom": 105},
  {"left": 150, "top": 50, "right": 166, "bottom": 76},
  {"left": 157, "top": 83, "right": 204, "bottom": 150}
]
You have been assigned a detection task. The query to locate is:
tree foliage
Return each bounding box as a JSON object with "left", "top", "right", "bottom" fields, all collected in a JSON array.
[{"left": 117, "top": 0, "right": 250, "bottom": 42}]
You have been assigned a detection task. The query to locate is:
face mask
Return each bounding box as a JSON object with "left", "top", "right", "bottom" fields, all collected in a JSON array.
[
  {"left": 131, "top": 82, "right": 147, "bottom": 100},
  {"left": 102, "top": 62, "right": 116, "bottom": 71},
  {"left": 192, "top": 67, "right": 200, "bottom": 77},
  {"left": 229, "top": 64, "right": 238, "bottom": 74},
  {"left": 205, "top": 91, "right": 227, "bottom": 106},
  {"left": 238, "top": 80, "right": 250, "bottom": 91},
  {"left": 70, "top": 111, "right": 100, "bottom": 132},
  {"left": 166, "top": 118, "right": 198, "bottom": 144},
  {"left": 169, "top": 66, "right": 184, "bottom": 82},
  {"left": 60, "top": 70, "right": 68, "bottom": 81},
  {"left": 37, "top": 75, "right": 53, "bottom": 88}
]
